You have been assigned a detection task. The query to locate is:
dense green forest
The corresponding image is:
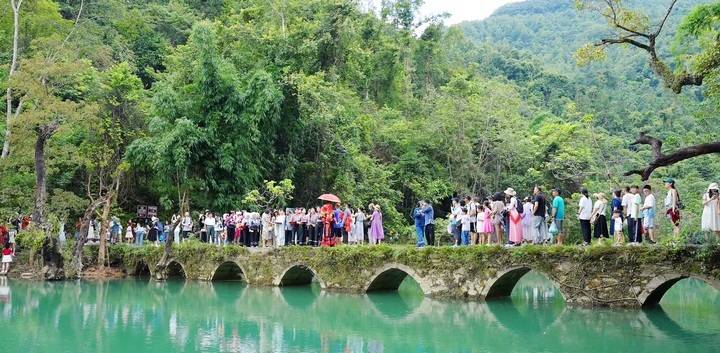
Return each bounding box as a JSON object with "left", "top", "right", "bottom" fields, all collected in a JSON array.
[{"left": 0, "top": 0, "right": 718, "bottom": 242}]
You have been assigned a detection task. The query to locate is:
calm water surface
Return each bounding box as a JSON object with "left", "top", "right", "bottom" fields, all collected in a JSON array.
[{"left": 0, "top": 272, "right": 718, "bottom": 353}]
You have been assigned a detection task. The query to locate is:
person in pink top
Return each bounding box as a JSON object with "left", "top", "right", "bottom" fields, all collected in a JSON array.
[
  {"left": 482, "top": 201, "right": 494, "bottom": 244},
  {"left": 505, "top": 188, "right": 523, "bottom": 245}
]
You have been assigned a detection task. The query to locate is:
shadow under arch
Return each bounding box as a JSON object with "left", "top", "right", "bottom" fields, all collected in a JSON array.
[
  {"left": 481, "top": 266, "right": 565, "bottom": 301},
  {"left": 133, "top": 261, "right": 151, "bottom": 277},
  {"left": 364, "top": 263, "right": 427, "bottom": 294},
  {"left": 638, "top": 273, "right": 720, "bottom": 307},
  {"left": 274, "top": 264, "right": 327, "bottom": 288},
  {"left": 166, "top": 260, "right": 187, "bottom": 280},
  {"left": 210, "top": 261, "right": 246, "bottom": 282}
]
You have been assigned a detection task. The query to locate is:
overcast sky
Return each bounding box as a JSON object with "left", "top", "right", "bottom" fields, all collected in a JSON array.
[
  {"left": 420, "top": 0, "right": 525, "bottom": 24},
  {"left": 367, "top": 0, "right": 525, "bottom": 25}
]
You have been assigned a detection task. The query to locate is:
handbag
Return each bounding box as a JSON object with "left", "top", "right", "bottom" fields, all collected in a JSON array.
[{"left": 549, "top": 221, "right": 559, "bottom": 235}]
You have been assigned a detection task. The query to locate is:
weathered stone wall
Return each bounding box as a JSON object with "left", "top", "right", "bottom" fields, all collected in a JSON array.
[{"left": 106, "top": 243, "right": 720, "bottom": 308}]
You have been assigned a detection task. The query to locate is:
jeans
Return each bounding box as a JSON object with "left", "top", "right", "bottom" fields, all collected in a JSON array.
[
  {"left": 415, "top": 224, "right": 426, "bottom": 246},
  {"left": 424, "top": 223, "right": 435, "bottom": 246},
  {"left": 207, "top": 226, "right": 216, "bottom": 244},
  {"left": 135, "top": 233, "right": 144, "bottom": 246},
  {"left": 532, "top": 216, "right": 547, "bottom": 244},
  {"left": 461, "top": 230, "right": 470, "bottom": 245}
]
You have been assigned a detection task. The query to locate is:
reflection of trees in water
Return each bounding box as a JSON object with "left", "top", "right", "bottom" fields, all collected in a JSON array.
[
  {"left": 2, "top": 279, "right": 720, "bottom": 353},
  {"left": 657, "top": 278, "right": 720, "bottom": 333},
  {"left": 510, "top": 271, "right": 564, "bottom": 306}
]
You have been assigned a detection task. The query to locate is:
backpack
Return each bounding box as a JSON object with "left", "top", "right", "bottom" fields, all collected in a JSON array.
[{"left": 515, "top": 198, "right": 523, "bottom": 215}]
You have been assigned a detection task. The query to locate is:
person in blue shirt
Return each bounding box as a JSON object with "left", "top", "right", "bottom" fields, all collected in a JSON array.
[
  {"left": 550, "top": 189, "right": 565, "bottom": 244},
  {"left": 609, "top": 189, "right": 623, "bottom": 236},
  {"left": 333, "top": 204, "right": 344, "bottom": 242},
  {"left": 412, "top": 202, "right": 426, "bottom": 247},
  {"left": 420, "top": 200, "right": 435, "bottom": 246}
]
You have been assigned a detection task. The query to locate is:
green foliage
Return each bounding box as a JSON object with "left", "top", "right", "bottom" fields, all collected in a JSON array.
[
  {"left": 0, "top": 0, "right": 718, "bottom": 245},
  {"left": 243, "top": 179, "right": 295, "bottom": 211}
]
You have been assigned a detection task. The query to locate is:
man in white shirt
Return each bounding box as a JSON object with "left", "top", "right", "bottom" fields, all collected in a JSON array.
[
  {"left": 628, "top": 186, "right": 643, "bottom": 243},
  {"left": 621, "top": 187, "right": 633, "bottom": 218},
  {"left": 578, "top": 188, "right": 593, "bottom": 245},
  {"left": 642, "top": 184, "right": 657, "bottom": 244}
]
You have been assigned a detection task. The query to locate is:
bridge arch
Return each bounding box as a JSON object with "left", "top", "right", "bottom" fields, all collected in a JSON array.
[
  {"left": 133, "top": 260, "right": 151, "bottom": 277},
  {"left": 480, "top": 266, "right": 563, "bottom": 300},
  {"left": 638, "top": 273, "right": 720, "bottom": 307},
  {"left": 274, "top": 264, "right": 327, "bottom": 288},
  {"left": 210, "top": 261, "right": 246, "bottom": 282},
  {"left": 165, "top": 260, "right": 187, "bottom": 280},
  {"left": 364, "top": 263, "right": 428, "bottom": 294}
]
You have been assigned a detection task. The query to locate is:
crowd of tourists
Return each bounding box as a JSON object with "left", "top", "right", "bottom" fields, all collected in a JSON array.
[
  {"left": 424, "top": 179, "right": 720, "bottom": 247},
  {"left": 105, "top": 203, "right": 387, "bottom": 248},
  {"left": 1, "top": 179, "right": 719, "bottom": 268}
]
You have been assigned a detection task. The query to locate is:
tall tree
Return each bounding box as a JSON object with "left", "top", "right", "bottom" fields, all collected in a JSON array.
[
  {"left": 577, "top": 0, "right": 720, "bottom": 180},
  {"left": 2, "top": 0, "right": 23, "bottom": 159}
]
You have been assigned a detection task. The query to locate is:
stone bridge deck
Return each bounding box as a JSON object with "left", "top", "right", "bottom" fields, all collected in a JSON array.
[{"left": 111, "top": 244, "right": 720, "bottom": 308}]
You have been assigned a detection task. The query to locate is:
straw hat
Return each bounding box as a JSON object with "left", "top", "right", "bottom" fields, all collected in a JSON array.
[
  {"left": 593, "top": 192, "right": 607, "bottom": 200},
  {"left": 504, "top": 188, "right": 517, "bottom": 196},
  {"left": 709, "top": 183, "right": 719, "bottom": 191}
]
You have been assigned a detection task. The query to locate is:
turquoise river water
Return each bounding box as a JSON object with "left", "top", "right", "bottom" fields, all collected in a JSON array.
[{"left": 0, "top": 272, "right": 718, "bottom": 353}]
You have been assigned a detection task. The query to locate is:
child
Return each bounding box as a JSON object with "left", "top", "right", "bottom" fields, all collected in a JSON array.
[
  {"left": 1, "top": 243, "right": 14, "bottom": 275},
  {"left": 482, "top": 201, "right": 494, "bottom": 245},
  {"left": 613, "top": 210, "right": 624, "bottom": 246},
  {"left": 460, "top": 207, "right": 471, "bottom": 246},
  {"left": 476, "top": 204, "right": 485, "bottom": 245},
  {"left": 125, "top": 222, "right": 134, "bottom": 243}
]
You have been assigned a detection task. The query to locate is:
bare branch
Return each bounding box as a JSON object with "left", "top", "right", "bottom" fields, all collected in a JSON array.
[
  {"left": 625, "top": 133, "right": 720, "bottom": 180},
  {"left": 653, "top": 0, "right": 678, "bottom": 37},
  {"left": 598, "top": 37, "right": 652, "bottom": 52}
]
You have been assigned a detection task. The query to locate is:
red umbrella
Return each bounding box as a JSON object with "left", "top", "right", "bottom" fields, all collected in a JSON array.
[{"left": 317, "top": 193, "right": 341, "bottom": 203}]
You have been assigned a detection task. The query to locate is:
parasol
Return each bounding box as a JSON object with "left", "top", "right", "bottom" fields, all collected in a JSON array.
[{"left": 317, "top": 193, "right": 341, "bottom": 203}]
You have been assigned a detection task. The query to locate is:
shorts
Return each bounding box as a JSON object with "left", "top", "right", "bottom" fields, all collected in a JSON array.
[
  {"left": 643, "top": 215, "right": 655, "bottom": 229},
  {"left": 2, "top": 255, "right": 12, "bottom": 263},
  {"left": 554, "top": 219, "right": 564, "bottom": 233},
  {"left": 666, "top": 208, "right": 680, "bottom": 226}
]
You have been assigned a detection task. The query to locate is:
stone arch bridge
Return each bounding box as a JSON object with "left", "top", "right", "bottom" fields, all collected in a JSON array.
[{"left": 116, "top": 245, "right": 720, "bottom": 309}]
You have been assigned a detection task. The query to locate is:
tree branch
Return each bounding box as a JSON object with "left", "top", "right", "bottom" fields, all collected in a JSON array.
[
  {"left": 654, "top": 0, "right": 678, "bottom": 37},
  {"left": 625, "top": 133, "right": 720, "bottom": 180}
]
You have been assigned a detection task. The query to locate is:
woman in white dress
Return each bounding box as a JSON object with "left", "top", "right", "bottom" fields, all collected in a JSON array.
[
  {"left": 274, "top": 210, "right": 286, "bottom": 247},
  {"left": 702, "top": 183, "right": 720, "bottom": 237},
  {"left": 353, "top": 208, "right": 366, "bottom": 244}
]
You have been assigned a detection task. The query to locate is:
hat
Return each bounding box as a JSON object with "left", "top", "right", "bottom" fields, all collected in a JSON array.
[
  {"left": 593, "top": 192, "right": 607, "bottom": 200},
  {"left": 663, "top": 177, "right": 675, "bottom": 184},
  {"left": 709, "top": 183, "right": 719, "bottom": 191},
  {"left": 504, "top": 188, "right": 517, "bottom": 196}
]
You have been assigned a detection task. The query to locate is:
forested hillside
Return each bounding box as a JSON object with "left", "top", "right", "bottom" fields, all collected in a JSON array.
[{"left": 0, "top": 0, "right": 717, "bottom": 240}]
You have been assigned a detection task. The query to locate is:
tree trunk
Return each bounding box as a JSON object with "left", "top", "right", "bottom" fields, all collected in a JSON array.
[
  {"left": 32, "top": 121, "right": 59, "bottom": 227},
  {"left": 97, "top": 177, "right": 120, "bottom": 268},
  {"left": 154, "top": 193, "right": 187, "bottom": 280},
  {"left": 70, "top": 200, "right": 102, "bottom": 277},
  {"left": 97, "top": 197, "right": 112, "bottom": 268},
  {"left": 2, "top": 0, "right": 23, "bottom": 159}
]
